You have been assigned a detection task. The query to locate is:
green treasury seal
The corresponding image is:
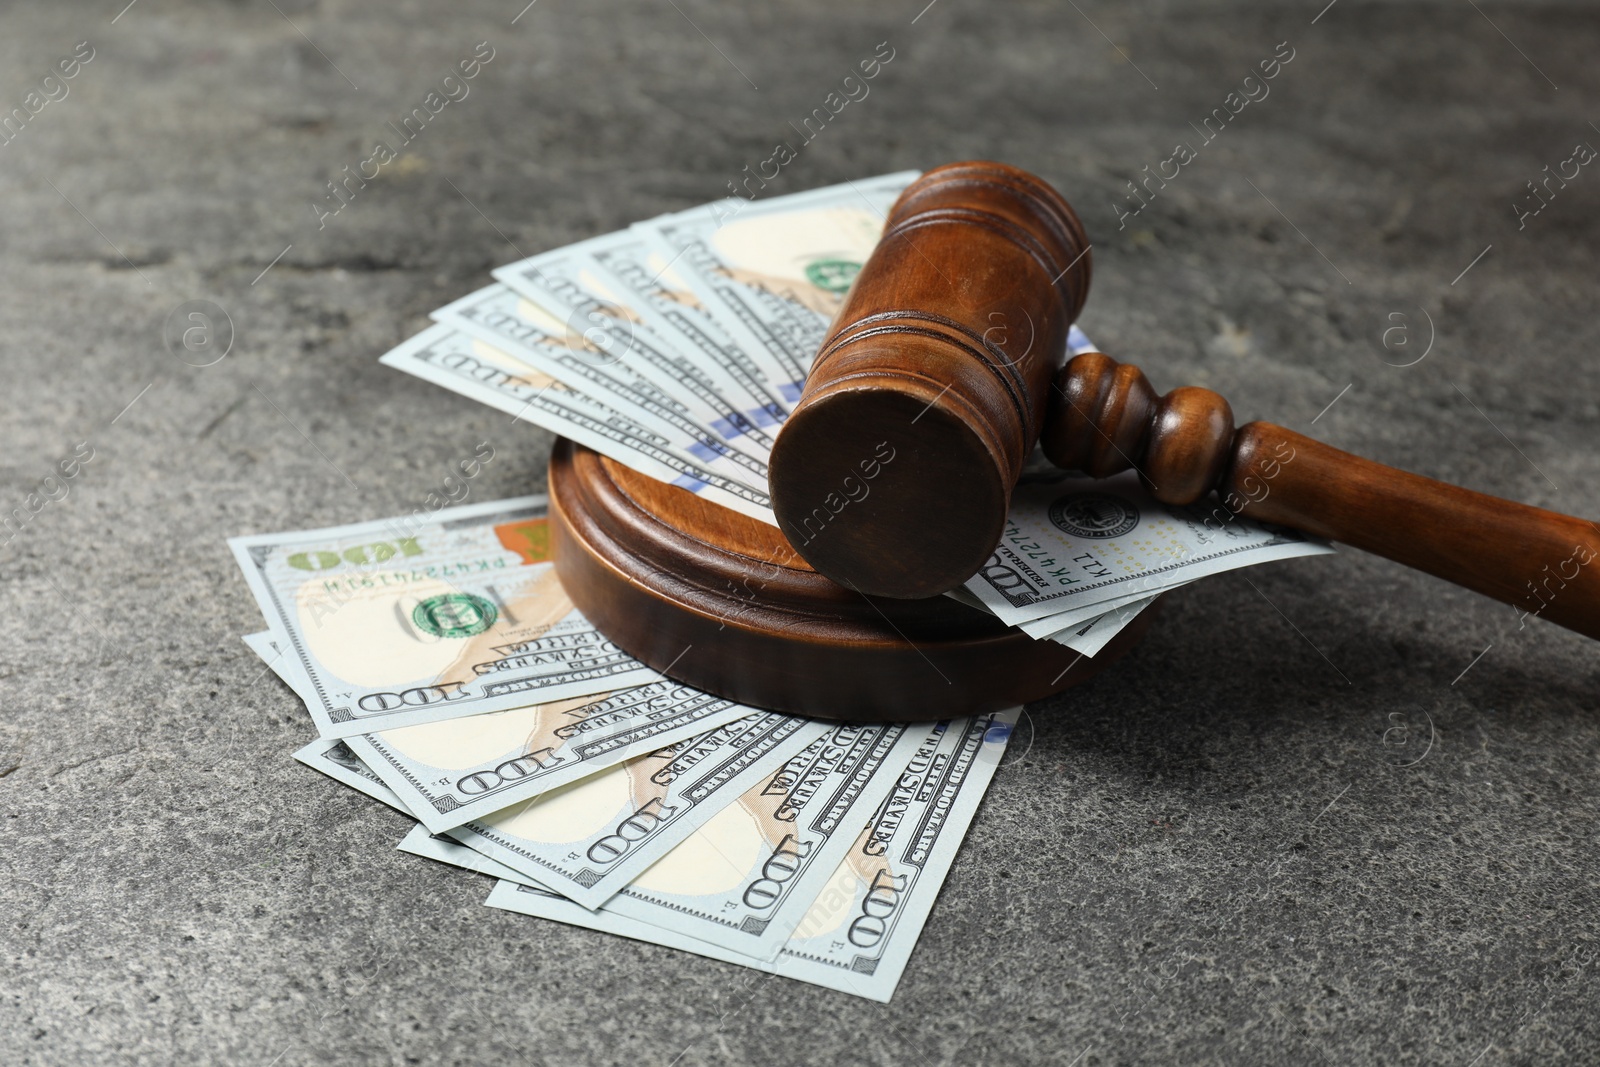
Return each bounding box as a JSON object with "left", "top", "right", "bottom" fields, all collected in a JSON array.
[
  {"left": 804, "top": 258, "right": 861, "bottom": 294},
  {"left": 412, "top": 592, "right": 498, "bottom": 638}
]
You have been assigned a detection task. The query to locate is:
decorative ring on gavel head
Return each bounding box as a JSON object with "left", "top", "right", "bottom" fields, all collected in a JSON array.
[{"left": 769, "top": 161, "right": 1092, "bottom": 600}]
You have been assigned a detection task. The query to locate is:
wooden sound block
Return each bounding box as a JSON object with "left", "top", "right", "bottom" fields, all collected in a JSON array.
[{"left": 547, "top": 438, "right": 1155, "bottom": 721}]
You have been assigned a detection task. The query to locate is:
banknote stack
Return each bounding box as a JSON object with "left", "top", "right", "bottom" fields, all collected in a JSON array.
[
  {"left": 231, "top": 498, "right": 1022, "bottom": 1002},
  {"left": 229, "top": 170, "right": 1332, "bottom": 1001}
]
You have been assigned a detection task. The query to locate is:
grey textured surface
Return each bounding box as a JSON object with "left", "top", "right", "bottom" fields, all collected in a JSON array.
[{"left": 3, "top": 1, "right": 1599, "bottom": 1064}]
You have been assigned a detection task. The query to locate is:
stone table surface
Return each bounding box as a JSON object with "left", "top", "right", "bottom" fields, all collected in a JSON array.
[{"left": 3, "top": 1, "right": 1599, "bottom": 1064}]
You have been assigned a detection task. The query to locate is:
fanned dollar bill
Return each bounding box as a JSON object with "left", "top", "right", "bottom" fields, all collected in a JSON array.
[
  {"left": 244, "top": 625, "right": 766, "bottom": 840},
  {"left": 1015, "top": 585, "right": 1164, "bottom": 639},
  {"left": 771, "top": 710, "right": 1017, "bottom": 995},
  {"left": 580, "top": 231, "right": 789, "bottom": 433},
  {"left": 249, "top": 633, "right": 416, "bottom": 813},
  {"left": 400, "top": 822, "right": 541, "bottom": 883},
  {"left": 597, "top": 719, "right": 934, "bottom": 960},
  {"left": 284, "top": 662, "right": 1025, "bottom": 1002},
  {"left": 433, "top": 284, "right": 770, "bottom": 491},
  {"left": 637, "top": 172, "right": 918, "bottom": 401},
  {"left": 379, "top": 324, "right": 776, "bottom": 523},
  {"left": 1046, "top": 593, "right": 1161, "bottom": 655},
  {"left": 964, "top": 471, "right": 1334, "bottom": 626},
  {"left": 229, "top": 494, "right": 660, "bottom": 738},
  {"left": 292, "top": 737, "right": 410, "bottom": 814},
  {"left": 346, "top": 680, "right": 766, "bottom": 833},
  {"left": 480, "top": 709, "right": 1020, "bottom": 1001},
  {"left": 442, "top": 713, "right": 829, "bottom": 907},
  {"left": 491, "top": 239, "right": 776, "bottom": 460}
]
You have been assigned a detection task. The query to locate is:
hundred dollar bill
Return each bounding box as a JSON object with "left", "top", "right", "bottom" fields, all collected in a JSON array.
[
  {"left": 486, "top": 878, "right": 783, "bottom": 973},
  {"left": 433, "top": 285, "right": 770, "bottom": 492},
  {"left": 580, "top": 231, "right": 790, "bottom": 431},
  {"left": 253, "top": 632, "right": 743, "bottom": 847},
  {"left": 399, "top": 822, "right": 542, "bottom": 884},
  {"left": 379, "top": 325, "right": 776, "bottom": 523},
  {"left": 336, "top": 680, "right": 756, "bottom": 833},
  {"left": 491, "top": 240, "right": 776, "bottom": 460},
  {"left": 292, "top": 737, "right": 410, "bottom": 814},
  {"left": 1044, "top": 593, "right": 1160, "bottom": 656},
  {"left": 1015, "top": 584, "right": 1167, "bottom": 639},
  {"left": 245, "top": 632, "right": 412, "bottom": 812},
  {"left": 480, "top": 709, "right": 1018, "bottom": 1002},
  {"left": 597, "top": 720, "right": 934, "bottom": 960},
  {"left": 964, "top": 471, "right": 1334, "bottom": 627},
  {"left": 239, "top": 546, "right": 777, "bottom": 839},
  {"left": 637, "top": 171, "right": 918, "bottom": 402},
  {"left": 769, "top": 710, "right": 1018, "bottom": 999},
  {"left": 444, "top": 713, "right": 830, "bottom": 907},
  {"left": 401, "top": 829, "right": 738, "bottom": 981},
  {"left": 230, "top": 494, "right": 661, "bottom": 738},
  {"left": 263, "top": 628, "right": 736, "bottom": 854}
]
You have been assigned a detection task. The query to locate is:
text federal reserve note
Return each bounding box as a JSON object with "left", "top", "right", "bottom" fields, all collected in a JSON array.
[
  {"left": 433, "top": 285, "right": 770, "bottom": 490},
  {"left": 598, "top": 719, "right": 935, "bottom": 960},
  {"left": 379, "top": 324, "right": 776, "bottom": 523},
  {"left": 581, "top": 231, "right": 789, "bottom": 432},
  {"left": 771, "top": 710, "right": 1017, "bottom": 999},
  {"left": 491, "top": 242, "right": 776, "bottom": 460},
  {"left": 443, "top": 713, "right": 829, "bottom": 907},
  {"left": 344, "top": 681, "right": 762, "bottom": 833}
]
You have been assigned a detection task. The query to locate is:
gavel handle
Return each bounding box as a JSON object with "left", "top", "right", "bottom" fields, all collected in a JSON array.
[
  {"left": 1225, "top": 424, "right": 1600, "bottom": 639},
  {"left": 1044, "top": 353, "right": 1600, "bottom": 641}
]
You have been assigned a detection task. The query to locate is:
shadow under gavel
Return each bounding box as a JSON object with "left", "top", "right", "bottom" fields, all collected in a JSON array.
[{"left": 770, "top": 161, "right": 1600, "bottom": 641}]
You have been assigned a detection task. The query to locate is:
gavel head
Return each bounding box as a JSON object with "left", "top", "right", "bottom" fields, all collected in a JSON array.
[{"left": 769, "top": 161, "right": 1092, "bottom": 599}]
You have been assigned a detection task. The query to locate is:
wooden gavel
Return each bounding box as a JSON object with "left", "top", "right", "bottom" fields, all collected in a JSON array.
[{"left": 769, "top": 161, "right": 1600, "bottom": 641}]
